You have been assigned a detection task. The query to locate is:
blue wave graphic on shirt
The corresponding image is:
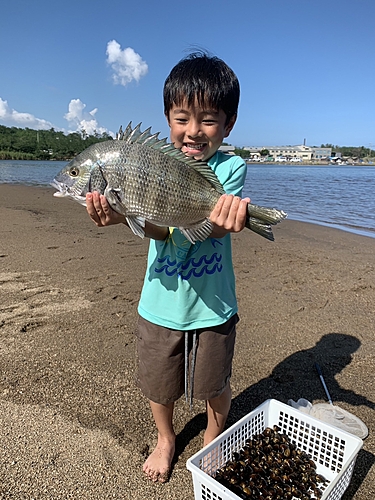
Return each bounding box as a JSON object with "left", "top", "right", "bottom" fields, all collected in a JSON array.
[{"left": 155, "top": 252, "right": 223, "bottom": 280}]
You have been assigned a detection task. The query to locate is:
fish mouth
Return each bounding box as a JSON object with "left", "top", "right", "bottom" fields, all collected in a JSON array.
[{"left": 50, "top": 180, "right": 87, "bottom": 206}]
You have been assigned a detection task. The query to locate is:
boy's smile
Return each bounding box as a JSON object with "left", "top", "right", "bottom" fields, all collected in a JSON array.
[{"left": 166, "top": 101, "right": 236, "bottom": 162}]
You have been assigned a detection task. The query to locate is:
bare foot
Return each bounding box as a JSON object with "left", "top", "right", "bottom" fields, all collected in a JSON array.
[{"left": 143, "top": 436, "right": 175, "bottom": 483}]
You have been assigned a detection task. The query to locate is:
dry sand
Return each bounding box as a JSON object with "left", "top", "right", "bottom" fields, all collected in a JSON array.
[{"left": 0, "top": 184, "right": 374, "bottom": 499}]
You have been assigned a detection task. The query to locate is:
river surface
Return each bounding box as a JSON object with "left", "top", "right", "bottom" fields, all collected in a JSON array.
[{"left": 1, "top": 160, "right": 374, "bottom": 239}]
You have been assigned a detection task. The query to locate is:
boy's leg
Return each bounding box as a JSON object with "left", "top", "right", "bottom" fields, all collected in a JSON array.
[
  {"left": 204, "top": 383, "right": 232, "bottom": 446},
  {"left": 143, "top": 400, "right": 176, "bottom": 483},
  {"left": 192, "top": 315, "right": 238, "bottom": 447}
]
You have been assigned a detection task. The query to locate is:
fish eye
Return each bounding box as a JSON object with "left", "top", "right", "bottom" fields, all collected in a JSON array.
[{"left": 69, "top": 167, "right": 79, "bottom": 177}]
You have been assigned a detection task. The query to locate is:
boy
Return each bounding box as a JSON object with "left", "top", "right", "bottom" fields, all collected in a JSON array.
[{"left": 86, "top": 52, "right": 249, "bottom": 483}]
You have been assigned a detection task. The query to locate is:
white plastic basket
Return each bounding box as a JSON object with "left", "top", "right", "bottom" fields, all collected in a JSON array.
[{"left": 187, "top": 399, "right": 363, "bottom": 500}]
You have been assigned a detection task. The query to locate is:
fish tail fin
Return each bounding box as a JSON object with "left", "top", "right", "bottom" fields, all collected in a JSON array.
[
  {"left": 245, "top": 217, "right": 275, "bottom": 241},
  {"left": 247, "top": 203, "right": 287, "bottom": 225}
]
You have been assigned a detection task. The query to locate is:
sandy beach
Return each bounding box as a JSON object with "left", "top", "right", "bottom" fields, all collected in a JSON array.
[{"left": 0, "top": 184, "right": 374, "bottom": 499}]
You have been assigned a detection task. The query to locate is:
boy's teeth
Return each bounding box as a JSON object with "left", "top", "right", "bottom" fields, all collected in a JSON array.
[{"left": 187, "top": 144, "right": 204, "bottom": 150}]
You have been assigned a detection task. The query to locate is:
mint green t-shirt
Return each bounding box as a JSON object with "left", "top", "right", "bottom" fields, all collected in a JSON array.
[{"left": 137, "top": 151, "right": 247, "bottom": 330}]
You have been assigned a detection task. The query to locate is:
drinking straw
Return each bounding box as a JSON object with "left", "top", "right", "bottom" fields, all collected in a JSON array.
[{"left": 315, "top": 363, "right": 333, "bottom": 405}]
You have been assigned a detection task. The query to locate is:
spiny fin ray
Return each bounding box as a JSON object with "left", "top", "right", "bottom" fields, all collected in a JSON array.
[{"left": 116, "top": 122, "right": 225, "bottom": 194}]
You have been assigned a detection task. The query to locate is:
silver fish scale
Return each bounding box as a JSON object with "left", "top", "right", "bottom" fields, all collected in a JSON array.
[{"left": 101, "top": 142, "right": 220, "bottom": 227}]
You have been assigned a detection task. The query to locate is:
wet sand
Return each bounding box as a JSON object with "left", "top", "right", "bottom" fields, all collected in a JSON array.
[{"left": 0, "top": 184, "right": 374, "bottom": 499}]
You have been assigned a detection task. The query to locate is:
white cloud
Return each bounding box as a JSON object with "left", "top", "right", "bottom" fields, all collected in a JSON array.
[
  {"left": 0, "top": 98, "right": 54, "bottom": 129},
  {"left": 106, "top": 40, "right": 148, "bottom": 86},
  {"left": 0, "top": 97, "right": 114, "bottom": 137},
  {"left": 64, "top": 98, "right": 113, "bottom": 136},
  {"left": 64, "top": 98, "right": 86, "bottom": 123}
]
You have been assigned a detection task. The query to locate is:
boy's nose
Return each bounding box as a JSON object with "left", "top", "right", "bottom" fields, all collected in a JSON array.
[{"left": 186, "top": 120, "right": 202, "bottom": 138}]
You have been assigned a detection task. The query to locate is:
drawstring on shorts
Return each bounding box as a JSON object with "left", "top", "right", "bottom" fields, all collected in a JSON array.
[{"left": 184, "top": 330, "right": 197, "bottom": 410}]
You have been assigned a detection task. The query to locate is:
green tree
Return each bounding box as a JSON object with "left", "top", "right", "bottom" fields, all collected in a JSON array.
[
  {"left": 234, "top": 147, "right": 249, "bottom": 159},
  {"left": 0, "top": 124, "right": 113, "bottom": 160}
]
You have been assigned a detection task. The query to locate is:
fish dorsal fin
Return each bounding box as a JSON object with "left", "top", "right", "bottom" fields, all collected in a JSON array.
[
  {"left": 116, "top": 122, "right": 225, "bottom": 194},
  {"left": 116, "top": 125, "right": 123, "bottom": 140}
]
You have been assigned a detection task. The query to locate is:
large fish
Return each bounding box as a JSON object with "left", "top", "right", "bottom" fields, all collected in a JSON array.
[{"left": 51, "top": 122, "right": 287, "bottom": 242}]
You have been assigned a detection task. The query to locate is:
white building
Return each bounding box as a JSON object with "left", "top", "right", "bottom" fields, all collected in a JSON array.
[
  {"left": 218, "top": 145, "right": 235, "bottom": 154},
  {"left": 244, "top": 145, "right": 332, "bottom": 161}
]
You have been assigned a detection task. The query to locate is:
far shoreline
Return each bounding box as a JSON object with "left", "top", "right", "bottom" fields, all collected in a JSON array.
[
  {"left": 1, "top": 157, "right": 375, "bottom": 167},
  {"left": 286, "top": 215, "right": 375, "bottom": 240},
  {"left": 246, "top": 160, "right": 375, "bottom": 167}
]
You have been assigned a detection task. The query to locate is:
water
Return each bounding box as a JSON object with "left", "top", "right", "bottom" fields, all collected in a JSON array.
[
  {"left": 0, "top": 160, "right": 67, "bottom": 187},
  {"left": 244, "top": 164, "right": 375, "bottom": 239},
  {"left": 1, "top": 160, "right": 375, "bottom": 239}
]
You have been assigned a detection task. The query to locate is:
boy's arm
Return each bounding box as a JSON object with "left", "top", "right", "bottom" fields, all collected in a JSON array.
[
  {"left": 209, "top": 194, "right": 250, "bottom": 238},
  {"left": 207, "top": 154, "right": 249, "bottom": 238},
  {"left": 86, "top": 192, "right": 168, "bottom": 240}
]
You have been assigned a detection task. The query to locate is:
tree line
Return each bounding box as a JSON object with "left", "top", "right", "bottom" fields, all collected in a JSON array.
[
  {"left": 0, "top": 125, "right": 373, "bottom": 161},
  {"left": 320, "top": 144, "right": 374, "bottom": 159},
  {"left": 0, "top": 125, "right": 112, "bottom": 160}
]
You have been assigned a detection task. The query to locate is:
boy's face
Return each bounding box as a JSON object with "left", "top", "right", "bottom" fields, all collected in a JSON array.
[{"left": 166, "top": 99, "right": 236, "bottom": 162}]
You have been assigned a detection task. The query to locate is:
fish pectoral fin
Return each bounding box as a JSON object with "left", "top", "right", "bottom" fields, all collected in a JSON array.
[
  {"left": 105, "top": 187, "right": 127, "bottom": 215},
  {"left": 126, "top": 215, "right": 146, "bottom": 239},
  {"left": 179, "top": 219, "right": 214, "bottom": 244}
]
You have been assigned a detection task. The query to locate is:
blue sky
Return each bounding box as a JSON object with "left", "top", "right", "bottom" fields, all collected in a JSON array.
[{"left": 1, "top": 0, "right": 374, "bottom": 148}]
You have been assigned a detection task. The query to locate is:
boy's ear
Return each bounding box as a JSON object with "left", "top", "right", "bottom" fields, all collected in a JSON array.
[
  {"left": 165, "top": 113, "right": 171, "bottom": 127},
  {"left": 224, "top": 115, "right": 237, "bottom": 137}
]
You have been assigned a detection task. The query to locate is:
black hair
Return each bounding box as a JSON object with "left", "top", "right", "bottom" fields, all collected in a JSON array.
[{"left": 163, "top": 51, "right": 240, "bottom": 125}]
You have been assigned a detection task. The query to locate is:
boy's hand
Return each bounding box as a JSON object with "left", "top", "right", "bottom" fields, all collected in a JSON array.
[
  {"left": 86, "top": 192, "right": 126, "bottom": 227},
  {"left": 209, "top": 194, "right": 250, "bottom": 237},
  {"left": 86, "top": 192, "right": 168, "bottom": 240}
]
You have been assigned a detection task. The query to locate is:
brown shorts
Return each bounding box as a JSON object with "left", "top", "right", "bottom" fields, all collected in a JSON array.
[{"left": 135, "top": 314, "right": 238, "bottom": 405}]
